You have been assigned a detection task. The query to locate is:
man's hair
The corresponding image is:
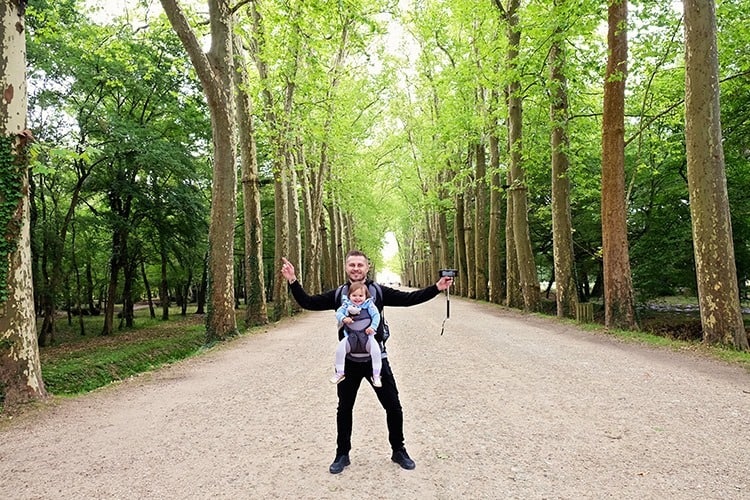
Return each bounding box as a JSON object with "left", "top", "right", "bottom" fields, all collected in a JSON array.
[
  {"left": 345, "top": 250, "right": 368, "bottom": 261},
  {"left": 348, "top": 281, "right": 371, "bottom": 298}
]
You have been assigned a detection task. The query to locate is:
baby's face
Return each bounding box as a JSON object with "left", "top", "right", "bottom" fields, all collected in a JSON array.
[{"left": 349, "top": 288, "right": 367, "bottom": 305}]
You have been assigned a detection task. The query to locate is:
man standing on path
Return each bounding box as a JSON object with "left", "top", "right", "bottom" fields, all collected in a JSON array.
[{"left": 280, "top": 250, "right": 453, "bottom": 474}]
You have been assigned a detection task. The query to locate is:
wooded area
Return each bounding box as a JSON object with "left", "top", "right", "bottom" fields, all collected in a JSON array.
[{"left": 2, "top": 0, "right": 749, "bottom": 406}]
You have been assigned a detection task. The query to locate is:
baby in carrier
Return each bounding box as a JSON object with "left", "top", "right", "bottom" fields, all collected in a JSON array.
[{"left": 331, "top": 281, "right": 382, "bottom": 387}]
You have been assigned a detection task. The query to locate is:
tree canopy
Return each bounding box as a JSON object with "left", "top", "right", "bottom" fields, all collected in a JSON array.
[{"left": 13, "top": 0, "right": 750, "bottom": 352}]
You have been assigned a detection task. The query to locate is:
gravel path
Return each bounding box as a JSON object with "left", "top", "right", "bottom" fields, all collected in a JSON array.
[{"left": 1, "top": 295, "right": 749, "bottom": 499}]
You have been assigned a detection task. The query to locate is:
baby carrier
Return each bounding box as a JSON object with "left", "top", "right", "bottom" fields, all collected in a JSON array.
[
  {"left": 343, "top": 305, "right": 374, "bottom": 359},
  {"left": 335, "top": 282, "right": 390, "bottom": 359}
]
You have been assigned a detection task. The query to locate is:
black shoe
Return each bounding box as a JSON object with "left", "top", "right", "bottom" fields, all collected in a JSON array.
[
  {"left": 329, "top": 454, "right": 350, "bottom": 474},
  {"left": 391, "top": 448, "right": 416, "bottom": 470}
]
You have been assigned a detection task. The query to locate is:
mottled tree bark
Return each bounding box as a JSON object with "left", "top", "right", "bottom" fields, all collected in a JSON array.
[
  {"left": 0, "top": 0, "right": 47, "bottom": 406},
  {"left": 506, "top": 0, "right": 540, "bottom": 312},
  {"left": 161, "top": 0, "right": 238, "bottom": 340},
  {"left": 474, "top": 142, "right": 489, "bottom": 301},
  {"left": 487, "top": 101, "right": 505, "bottom": 305},
  {"left": 233, "top": 36, "right": 268, "bottom": 328},
  {"left": 549, "top": 11, "right": 579, "bottom": 319},
  {"left": 684, "top": 0, "right": 747, "bottom": 349}
]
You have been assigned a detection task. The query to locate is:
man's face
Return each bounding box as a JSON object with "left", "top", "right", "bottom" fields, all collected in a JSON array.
[{"left": 345, "top": 255, "right": 369, "bottom": 283}]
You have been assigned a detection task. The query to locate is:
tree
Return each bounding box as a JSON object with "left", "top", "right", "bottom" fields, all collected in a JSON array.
[
  {"left": 0, "top": 0, "right": 47, "bottom": 406},
  {"left": 160, "top": 0, "right": 238, "bottom": 341},
  {"left": 245, "top": 0, "right": 292, "bottom": 320},
  {"left": 683, "top": 0, "right": 748, "bottom": 349},
  {"left": 487, "top": 91, "right": 505, "bottom": 305},
  {"left": 548, "top": 0, "right": 578, "bottom": 318},
  {"left": 233, "top": 36, "right": 268, "bottom": 327},
  {"left": 601, "top": 0, "right": 637, "bottom": 330},
  {"left": 495, "top": 0, "right": 541, "bottom": 312}
]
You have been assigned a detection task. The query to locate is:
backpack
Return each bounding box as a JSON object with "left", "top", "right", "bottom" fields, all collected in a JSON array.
[{"left": 334, "top": 282, "right": 390, "bottom": 349}]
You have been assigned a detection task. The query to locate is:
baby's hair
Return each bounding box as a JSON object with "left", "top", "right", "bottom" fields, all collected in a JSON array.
[{"left": 349, "top": 281, "right": 371, "bottom": 298}]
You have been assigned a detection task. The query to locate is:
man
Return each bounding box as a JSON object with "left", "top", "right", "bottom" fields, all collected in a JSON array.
[{"left": 280, "top": 251, "right": 453, "bottom": 474}]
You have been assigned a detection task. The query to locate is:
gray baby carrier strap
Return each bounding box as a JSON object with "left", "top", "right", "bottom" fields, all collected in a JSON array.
[{"left": 346, "top": 306, "right": 372, "bottom": 355}]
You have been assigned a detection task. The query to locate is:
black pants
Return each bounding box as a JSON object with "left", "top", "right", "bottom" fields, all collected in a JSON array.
[{"left": 336, "top": 357, "right": 404, "bottom": 456}]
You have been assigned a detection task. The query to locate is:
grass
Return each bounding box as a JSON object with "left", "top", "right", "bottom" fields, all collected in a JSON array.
[
  {"left": 571, "top": 300, "right": 750, "bottom": 373},
  {"left": 38, "top": 307, "right": 207, "bottom": 396},
  {"left": 609, "top": 327, "right": 750, "bottom": 372}
]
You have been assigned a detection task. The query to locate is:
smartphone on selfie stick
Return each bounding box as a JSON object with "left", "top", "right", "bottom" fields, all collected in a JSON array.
[{"left": 439, "top": 269, "right": 457, "bottom": 334}]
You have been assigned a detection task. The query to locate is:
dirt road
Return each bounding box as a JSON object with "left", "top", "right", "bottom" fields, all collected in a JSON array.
[{"left": 2, "top": 295, "right": 749, "bottom": 499}]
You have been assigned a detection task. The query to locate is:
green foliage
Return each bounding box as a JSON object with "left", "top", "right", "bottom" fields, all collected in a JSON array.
[
  {"left": 24, "top": 2, "right": 212, "bottom": 330},
  {"left": 718, "top": 0, "right": 750, "bottom": 298},
  {"left": 17, "top": 0, "right": 750, "bottom": 339},
  {"left": 0, "top": 136, "right": 25, "bottom": 306}
]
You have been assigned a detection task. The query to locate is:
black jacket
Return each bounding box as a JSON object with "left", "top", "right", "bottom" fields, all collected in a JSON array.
[{"left": 287, "top": 279, "right": 441, "bottom": 348}]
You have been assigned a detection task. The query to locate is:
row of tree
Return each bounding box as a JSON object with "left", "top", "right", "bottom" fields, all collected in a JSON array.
[
  {"left": 391, "top": 0, "right": 748, "bottom": 350},
  {"left": 2, "top": 0, "right": 749, "bottom": 407}
]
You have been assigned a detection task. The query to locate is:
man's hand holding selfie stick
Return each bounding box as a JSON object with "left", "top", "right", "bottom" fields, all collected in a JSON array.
[{"left": 438, "top": 269, "right": 457, "bottom": 335}]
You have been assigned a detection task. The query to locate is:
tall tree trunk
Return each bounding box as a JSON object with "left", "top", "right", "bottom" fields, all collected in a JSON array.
[
  {"left": 120, "top": 251, "right": 137, "bottom": 328},
  {"left": 181, "top": 270, "right": 192, "bottom": 316},
  {"left": 454, "top": 192, "right": 468, "bottom": 296},
  {"left": 0, "top": 0, "right": 47, "bottom": 405},
  {"left": 328, "top": 202, "right": 343, "bottom": 284},
  {"left": 488, "top": 121, "right": 505, "bottom": 305},
  {"left": 601, "top": 0, "right": 637, "bottom": 330},
  {"left": 286, "top": 153, "right": 302, "bottom": 314},
  {"left": 272, "top": 156, "right": 291, "bottom": 320},
  {"left": 549, "top": 12, "right": 579, "bottom": 318},
  {"left": 159, "top": 242, "right": 169, "bottom": 320},
  {"left": 505, "top": 164, "right": 522, "bottom": 308},
  {"left": 72, "top": 224, "right": 86, "bottom": 335},
  {"left": 474, "top": 142, "right": 489, "bottom": 301},
  {"left": 36, "top": 155, "right": 91, "bottom": 346},
  {"left": 233, "top": 36, "right": 268, "bottom": 327},
  {"left": 463, "top": 187, "right": 476, "bottom": 299},
  {"left": 103, "top": 165, "right": 133, "bottom": 336},
  {"left": 247, "top": 1, "right": 296, "bottom": 319},
  {"left": 85, "top": 257, "right": 96, "bottom": 315},
  {"left": 507, "top": 5, "right": 540, "bottom": 313},
  {"left": 297, "top": 129, "right": 330, "bottom": 291},
  {"left": 684, "top": 0, "right": 747, "bottom": 349},
  {"left": 141, "top": 260, "right": 156, "bottom": 319},
  {"left": 298, "top": 143, "right": 320, "bottom": 291},
  {"left": 436, "top": 180, "right": 450, "bottom": 270},
  {"left": 425, "top": 210, "right": 439, "bottom": 280},
  {"left": 161, "top": 0, "right": 238, "bottom": 342},
  {"left": 102, "top": 228, "right": 122, "bottom": 336},
  {"left": 321, "top": 209, "right": 334, "bottom": 290},
  {"left": 196, "top": 252, "right": 208, "bottom": 315}
]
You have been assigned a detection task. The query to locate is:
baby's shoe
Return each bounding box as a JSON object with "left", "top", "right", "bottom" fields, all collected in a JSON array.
[
  {"left": 330, "top": 372, "right": 346, "bottom": 385},
  {"left": 372, "top": 375, "right": 382, "bottom": 388}
]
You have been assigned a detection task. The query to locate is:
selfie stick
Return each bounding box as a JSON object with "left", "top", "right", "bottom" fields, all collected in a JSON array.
[{"left": 440, "top": 286, "right": 450, "bottom": 335}]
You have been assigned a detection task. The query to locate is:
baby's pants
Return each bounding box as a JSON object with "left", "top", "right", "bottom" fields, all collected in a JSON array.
[{"left": 334, "top": 334, "right": 381, "bottom": 376}]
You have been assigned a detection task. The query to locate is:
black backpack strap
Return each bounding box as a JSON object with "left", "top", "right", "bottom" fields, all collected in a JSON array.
[
  {"left": 334, "top": 284, "right": 347, "bottom": 307},
  {"left": 335, "top": 284, "right": 347, "bottom": 341},
  {"left": 368, "top": 282, "right": 383, "bottom": 310}
]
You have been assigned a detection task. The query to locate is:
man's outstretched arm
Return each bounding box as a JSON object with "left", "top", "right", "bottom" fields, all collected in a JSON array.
[
  {"left": 381, "top": 276, "right": 453, "bottom": 308},
  {"left": 280, "top": 257, "right": 336, "bottom": 311}
]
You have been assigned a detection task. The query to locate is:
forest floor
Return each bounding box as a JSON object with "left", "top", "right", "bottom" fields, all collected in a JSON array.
[{"left": 2, "top": 294, "right": 750, "bottom": 499}]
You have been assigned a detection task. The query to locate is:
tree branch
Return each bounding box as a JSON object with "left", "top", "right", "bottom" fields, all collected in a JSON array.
[{"left": 159, "top": 0, "right": 214, "bottom": 91}]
